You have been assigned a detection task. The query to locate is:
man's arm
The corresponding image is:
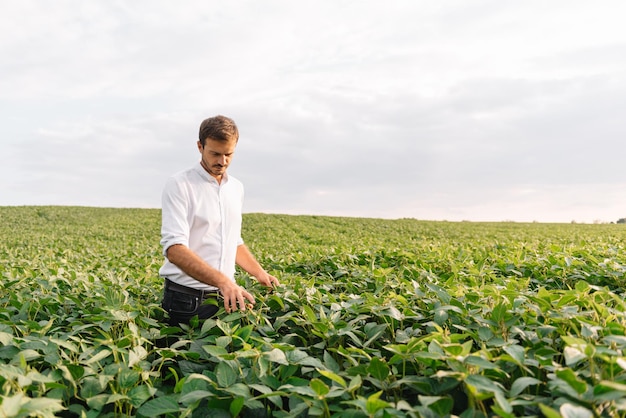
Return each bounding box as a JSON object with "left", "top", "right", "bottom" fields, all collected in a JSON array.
[
  {"left": 235, "top": 244, "right": 280, "bottom": 288},
  {"left": 166, "top": 244, "right": 255, "bottom": 313}
]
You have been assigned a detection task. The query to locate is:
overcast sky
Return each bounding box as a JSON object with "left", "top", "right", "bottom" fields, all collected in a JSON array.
[{"left": 1, "top": 1, "right": 625, "bottom": 223}]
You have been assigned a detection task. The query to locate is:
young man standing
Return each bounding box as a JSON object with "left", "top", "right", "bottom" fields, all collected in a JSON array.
[{"left": 159, "top": 115, "right": 279, "bottom": 326}]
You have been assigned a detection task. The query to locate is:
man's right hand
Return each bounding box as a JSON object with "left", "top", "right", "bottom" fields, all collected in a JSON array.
[
  {"left": 219, "top": 281, "right": 256, "bottom": 313},
  {"left": 166, "top": 244, "right": 255, "bottom": 312}
]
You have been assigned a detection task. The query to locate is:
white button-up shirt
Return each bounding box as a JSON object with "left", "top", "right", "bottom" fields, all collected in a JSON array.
[{"left": 159, "top": 163, "right": 244, "bottom": 290}]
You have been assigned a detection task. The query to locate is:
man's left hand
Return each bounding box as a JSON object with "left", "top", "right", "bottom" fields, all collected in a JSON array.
[{"left": 256, "top": 271, "right": 280, "bottom": 289}]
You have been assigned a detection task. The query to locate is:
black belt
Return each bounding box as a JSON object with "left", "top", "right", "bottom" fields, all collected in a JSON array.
[{"left": 164, "top": 279, "right": 220, "bottom": 299}]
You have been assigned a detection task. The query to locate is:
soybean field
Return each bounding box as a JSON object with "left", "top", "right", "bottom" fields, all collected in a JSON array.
[{"left": 1, "top": 206, "right": 626, "bottom": 417}]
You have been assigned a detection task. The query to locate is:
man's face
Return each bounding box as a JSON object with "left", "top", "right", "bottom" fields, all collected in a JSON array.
[{"left": 197, "top": 138, "right": 237, "bottom": 180}]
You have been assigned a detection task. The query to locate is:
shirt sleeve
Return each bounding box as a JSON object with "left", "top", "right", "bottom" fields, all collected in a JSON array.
[{"left": 160, "top": 176, "right": 190, "bottom": 256}]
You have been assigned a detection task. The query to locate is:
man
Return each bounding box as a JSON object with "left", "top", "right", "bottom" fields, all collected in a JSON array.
[{"left": 159, "top": 115, "right": 279, "bottom": 326}]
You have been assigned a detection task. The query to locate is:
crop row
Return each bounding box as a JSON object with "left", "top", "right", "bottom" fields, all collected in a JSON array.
[{"left": 1, "top": 207, "right": 626, "bottom": 417}]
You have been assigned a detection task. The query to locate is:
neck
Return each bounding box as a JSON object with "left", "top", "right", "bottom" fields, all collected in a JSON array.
[{"left": 200, "top": 160, "right": 223, "bottom": 184}]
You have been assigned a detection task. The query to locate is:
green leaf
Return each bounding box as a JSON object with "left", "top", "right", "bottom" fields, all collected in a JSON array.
[
  {"left": 348, "top": 374, "right": 362, "bottom": 393},
  {"left": 267, "top": 295, "right": 285, "bottom": 310},
  {"left": 65, "top": 364, "right": 85, "bottom": 382},
  {"left": 366, "top": 391, "right": 390, "bottom": 414},
  {"left": 216, "top": 335, "right": 232, "bottom": 347},
  {"left": 137, "top": 395, "right": 181, "bottom": 417},
  {"left": 263, "top": 348, "right": 289, "bottom": 365},
  {"left": 491, "top": 302, "right": 508, "bottom": 323},
  {"left": 317, "top": 368, "right": 347, "bottom": 388},
  {"left": 230, "top": 397, "right": 245, "bottom": 416},
  {"left": 12, "top": 349, "right": 40, "bottom": 364},
  {"left": 106, "top": 393, "right": 130, "bottom": 405},
  {"left": 323, "top": 350, "right": 340, "bottom": 372},
  {"left": 128, "top": 384, "right": 157, "bottom": 408},
  {"left": 442, "top": 343, "right": 469, "bottom": 357},
  {"left": 200, "top": 318, "right": 218, "bottom": 335},
  {"left": 434, "top": 308, "right": 448, "bottom": 325},
  {"left": 82, "top": 348, "right": 111, "bottom": 365},
  {"left": 203, "top": 344, "right": 229, "bottom": 357},
  {"left": 128, "top": 345, "right": 148, "bottom": 368},
  {"left": 478, "top": 327, "right": 494, "bottom": 341},
  {"left": 539, "top": 403, "right": 561, "bottom": 418},
  {"left": 303, "top": 305, "right": 317, "bottom": 323},
  {"left": 249, "top": 383, "right": 283, "bottom": 408},
  {"left": 223, "top": 383, "right": 252, "bottom": 398},
  {"left": 118, "top": 368, "right": 140, "bottom": 389},
  {"left": 381, "top": 306, "right": 404, "bottom": 321},
  {"left": 574, "top": 281, "right": 590, "bottom": 292},
  {"left": 556, "top": 368, "right": 587, "bottom": 394},
  {"left": 503, "top": 344, "right": 525, "bottom": 365},
  {"left": 86, "top": 394, "right": 109, "bottom": 411},
  {"left": 592, "top": 381, "right": 626, "bottom": 402},
  {"left": 286, "top": 349, "right": 324, "bottom": 368},
  {"left": 0, "top": 393, "right": 24, "bottom": 416},
  {"left": 222, "top": 311, "right": 244, "bottom": 322},
  {"left": 235, "top": 324, "right": 254, "bottom": 343},
  {"left": 0, "top": 331, "right": 13, "bottom": 346},
  {"left": 216, "top": 361, "right": 238, "bottom": 387},
  {"left": 425, "top": 283, "right": 451, "bottom": 303},
  {"left": 249, "top": 383, "right": 273, "bottom": 394},
  {"left": 367, "top": 357, "right": 390, "bottom": 381},
  {"left": 594, "top": 380, "right": 626, "bottom": 394},
  {"left": 510, "top": 376, "right": 542, "bottom": 397},
  {"left": 465, "top": 374, "right": 503, "bottom": 394},
  {"left": 560, "top": 403, "right": 593, "bottom": 418},
  {"left": 179, "top": 390, "right": 215, "bottom": 405},
  {"left": 258, "top": 356, "right": 269, "bottom": 378},
  {"left": 464, "top": 355, "right": 499, "bottom": 370},
  {"left": 563, "top": 346, "right": 587, "bottom": 366},
  {"left": 16, "top": 396, "right": 65, "bottom": 416},
  {"left": 494, "top": 389, "right": 512, "bottom": 414},
  {"left": 418, "top": 395, "right": 453, "bottom": 415},
  {"left": 310, "top": 378, "right": 330, "bottom": 396},
  {"left": 80, "top": 376, "right": 106, "bottom": 398}
]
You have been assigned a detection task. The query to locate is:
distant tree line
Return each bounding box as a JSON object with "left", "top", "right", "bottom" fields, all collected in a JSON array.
[{"left": 617, "top": 218, "right": 626, "bottom": 224}]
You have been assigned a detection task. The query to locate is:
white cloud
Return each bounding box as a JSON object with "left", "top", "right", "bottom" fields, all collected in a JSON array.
[{"left": 1, "top": 0, "right": 626, "bottom": 222}]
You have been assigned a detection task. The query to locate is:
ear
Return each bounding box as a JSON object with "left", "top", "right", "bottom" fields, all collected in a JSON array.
[{"left": 197, "top": 141, "right": 203, "bottom": 153}]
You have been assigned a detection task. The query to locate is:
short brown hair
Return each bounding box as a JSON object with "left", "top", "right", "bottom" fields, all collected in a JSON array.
[{"left": 198, "top": 115, "right": 239, "bottom": 146}]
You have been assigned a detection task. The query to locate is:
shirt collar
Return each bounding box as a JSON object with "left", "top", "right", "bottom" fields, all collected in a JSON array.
[{"left": 193, "top": 162, "right": 229, "bottom": 184}]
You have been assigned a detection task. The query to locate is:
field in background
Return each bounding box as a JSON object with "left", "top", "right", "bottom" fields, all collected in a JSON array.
[{"left": 1, "top": 206, "right": 626, "bottom": 417}]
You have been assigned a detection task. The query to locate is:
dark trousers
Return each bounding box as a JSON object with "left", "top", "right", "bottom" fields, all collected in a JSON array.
[{"left": 161, "top": 280, "right": 220, "bottom": 327}]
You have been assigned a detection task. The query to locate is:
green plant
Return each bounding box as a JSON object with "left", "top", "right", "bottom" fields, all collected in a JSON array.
[{"left": 1, "top": 207, "right": 626, "bottom": 416}]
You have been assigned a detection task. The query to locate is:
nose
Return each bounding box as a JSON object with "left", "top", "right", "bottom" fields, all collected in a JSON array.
[{"left": 216, "top": 154, "right": 229, "bottom": 166}]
